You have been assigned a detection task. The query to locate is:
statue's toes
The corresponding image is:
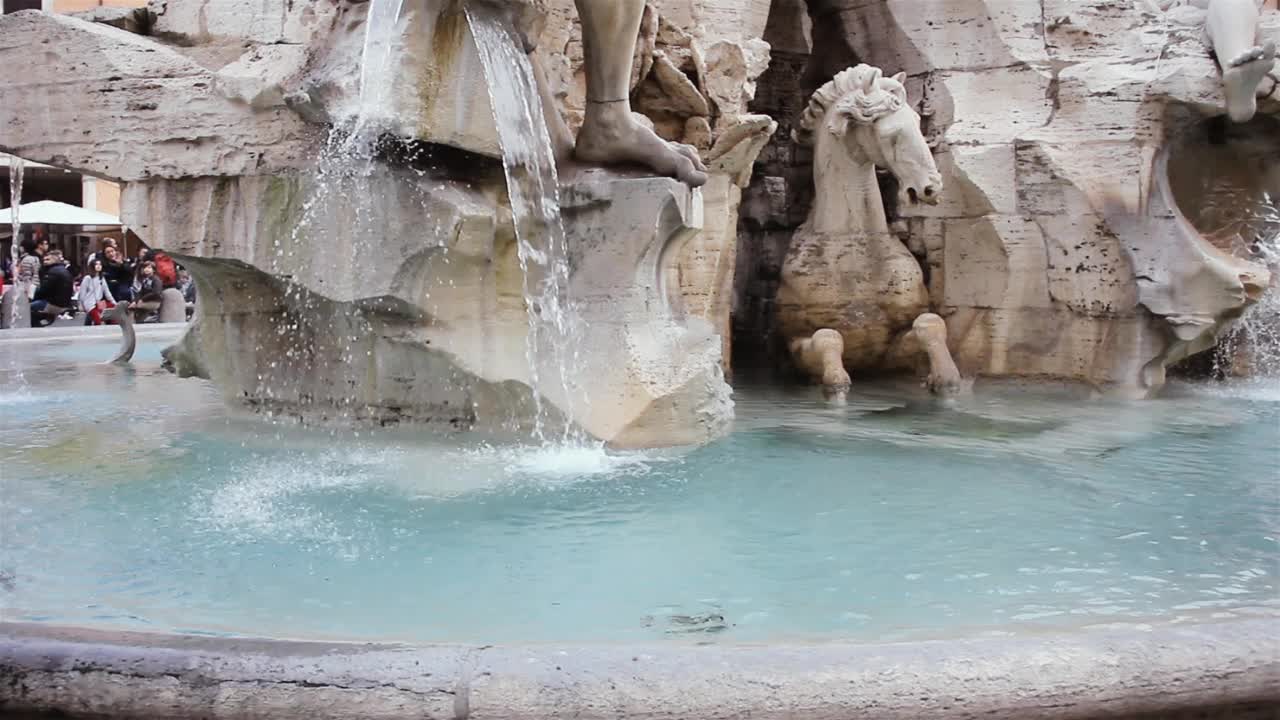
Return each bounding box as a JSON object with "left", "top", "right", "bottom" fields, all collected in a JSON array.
[
  {"left": 676, "top": 156, "right": 709, "bottom": 188},
  {"left": 673, "top": 142, "right": 707, "bottom": 173},
  {"left": 1229, "top": 48, "right": 1262, "bottom": 67}
]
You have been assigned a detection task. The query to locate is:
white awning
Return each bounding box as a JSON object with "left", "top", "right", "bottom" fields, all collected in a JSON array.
[{"left": 1, "top": 200, "right": 122, "bottom": 227}]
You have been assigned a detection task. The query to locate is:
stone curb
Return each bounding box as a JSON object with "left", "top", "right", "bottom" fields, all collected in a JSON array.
[
  {"left": 1, "top": 619, "right": 1277, "bottom": 719},
  {"left": 0, "top": 324, "right": 187, "bottom": 344}
]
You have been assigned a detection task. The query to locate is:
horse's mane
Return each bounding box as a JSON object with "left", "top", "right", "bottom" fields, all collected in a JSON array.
[{"left": 794, "top": 64, "right": 907, "bottom": 147}]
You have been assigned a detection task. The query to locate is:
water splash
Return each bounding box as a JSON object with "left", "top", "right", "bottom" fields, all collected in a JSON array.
[
  {"left": 465, "top": 4, "right": 586, "bottom": 443},
  {"left": 1217, "top": 229, "right": 1280, "bottom": 378},
  {"left": 7, "top": 155, "right": 25, "bottom": 330},
  {"left": 282, "top": 0, "right": 409, "bottom": 284},
  {"left": 262, "top": 0, "right": 416, "bottom": 424}
]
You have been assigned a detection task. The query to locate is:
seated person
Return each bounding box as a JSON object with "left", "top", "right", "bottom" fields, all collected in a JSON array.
[
  {"left": 101, "top": 245, "right": 135, "bottom": 303},
  {"left": 30, "top": 250, "right": 74, "bottom": 327},
  {"left": 76, "top": 258, "right": 116, "bottom": 326},
  {"left": 130, "top": 260, "right": 164, "bottom": 323}
]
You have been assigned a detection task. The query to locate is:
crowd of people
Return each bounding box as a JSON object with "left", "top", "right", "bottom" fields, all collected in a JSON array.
[{"left": 1, "top": 234, "right": 196, "bottom": 328}]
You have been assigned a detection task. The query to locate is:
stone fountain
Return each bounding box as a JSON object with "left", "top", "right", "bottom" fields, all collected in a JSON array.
[
  {"left": 1, "top": 4, "right": 1280, "bottom": 719},
  {"left": 0, "top": 0, "right": 779, "bottom": 448},
  {"left": 0, "top": 0, "right": 1276, "bottom": 443}
]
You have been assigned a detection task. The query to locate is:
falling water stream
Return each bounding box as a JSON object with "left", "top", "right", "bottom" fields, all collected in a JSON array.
[
  {"left": 7, "top": 155, "right": 24, "bottom": 331},
  {"left": 466, "top": 4, "right": 585, "bottom": 443}
]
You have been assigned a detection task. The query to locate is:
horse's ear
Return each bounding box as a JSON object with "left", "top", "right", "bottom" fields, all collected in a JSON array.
[
  {"left": 862, "top": 68, "right": 881, "bottom": 93},
  {"left": 892, "top": 71, "right": 906, "bottom": 85}
]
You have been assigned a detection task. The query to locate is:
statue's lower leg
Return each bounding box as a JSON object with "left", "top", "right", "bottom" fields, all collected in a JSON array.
[
  {"left": 572, "top": 0, "right": 708, "bottom": 187},
  {"left": 791, "top": 329, "right": 852, "bottom": 403},
  {"left": 912, "top": 313, "right": 962, "bottom": 397},
  {"left": 1207, "top": 0, "right": 1275, "bottom": 122}
]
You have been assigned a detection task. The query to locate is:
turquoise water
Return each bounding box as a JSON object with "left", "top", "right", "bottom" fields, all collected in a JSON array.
[{"left": 1, "top": 336, "right": 1277, "bottom": 643}]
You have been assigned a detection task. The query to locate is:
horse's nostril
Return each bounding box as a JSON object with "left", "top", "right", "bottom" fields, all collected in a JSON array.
[
  {"left": 907, "top": 188, "right": 920, "bottom": 203},
  {"left": 924, "top": 187, "right": 935, "bottom": 197}
]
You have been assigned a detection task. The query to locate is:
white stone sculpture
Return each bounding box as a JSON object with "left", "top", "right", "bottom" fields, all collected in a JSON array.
[
  {"left": 911, "top": 313, "right": 962, "bottom": 397},
  {"left": 1158, "top": 0, "right": 1278, "bottom": 122},
  {"left": 102, "top": 304, "right": 135, "bottom": 365},
  {"left": 570, "top": 0, "right": 708, "bottom": 186},
  {"left": 789, "top": 329, "right": 852, "bottom": 402},
  {"left": 158, "top": 288, "right": 187, "bottom": 323},
  {"left": 776, "top": 64, "right": 942, "bottom": 396},
  {"left": 0, "top": 285, "right": 30, "bottom": 330}
]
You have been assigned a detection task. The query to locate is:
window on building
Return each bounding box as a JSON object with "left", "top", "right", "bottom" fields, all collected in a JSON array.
[{"left": 3, "top": 0, "right": 44, "bottom": 13}]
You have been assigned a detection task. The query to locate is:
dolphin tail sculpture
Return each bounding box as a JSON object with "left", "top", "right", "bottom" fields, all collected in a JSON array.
[{"left": 103, "top": 304, "right": 137, "bottom": 365}]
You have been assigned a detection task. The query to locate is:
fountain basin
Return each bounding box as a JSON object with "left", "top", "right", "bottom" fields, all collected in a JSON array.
[{"left": 1, "top": 333, "right": 1278, "bottom": 717}]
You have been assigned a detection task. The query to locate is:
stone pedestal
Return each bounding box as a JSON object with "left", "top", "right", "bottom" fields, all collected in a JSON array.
[
  {"left": 1, "top": 286, "right": 30, "bottom": 330},
  {"left": 158, "top": 289, "right": 188, "bottom": 323}
]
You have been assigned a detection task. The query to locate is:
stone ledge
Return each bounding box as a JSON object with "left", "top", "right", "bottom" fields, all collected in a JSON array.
[{"left": 2, "top": 619, "right": 1277, "bottom": 719}]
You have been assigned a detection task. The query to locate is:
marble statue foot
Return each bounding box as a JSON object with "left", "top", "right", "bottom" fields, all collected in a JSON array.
[
  {"left": 790, "top": 329, "right": 852, "bottom": 403},
  {"left": 575, "top": 103, "right": 709, "bottom": 187},
  {"left": 1223, "top": 41, "right": 1276, "bottom": 122}
]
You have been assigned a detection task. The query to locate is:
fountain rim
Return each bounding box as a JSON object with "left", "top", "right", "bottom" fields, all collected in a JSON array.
[
  {"left": 0, "top": 323, "right": 187, "bottom": 344},
  {"left": 3, "top": 618, "right": 1277, "bottom": 719}
]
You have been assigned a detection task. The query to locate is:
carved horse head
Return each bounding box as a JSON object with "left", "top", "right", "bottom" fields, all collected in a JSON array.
[{"left": 798, "top": 65, "right": 942, "bottom": 207}]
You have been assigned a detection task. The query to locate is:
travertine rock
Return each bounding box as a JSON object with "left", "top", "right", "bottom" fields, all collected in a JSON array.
[
  {"left": 0, "top": 288, "right": 31, "bottom": 331},
  {"left": 0, "top": 11, "right": 318, "bottom": 180},
  {"left": 158, "top": 289, "right": 188, "bottom": 323},
  {"left": 295, "top": 0, "right": 504, "bottom": 157},
  {"left": 148, "top": 0, "right": 339, "bottom": 46},
  {"left": 72, "top": 5, "right": 151, "bottom": 34},
  {"left": 677, "top": 115, "right": 777, "bottom": 371},
  {"left": 702, "top": 38, "right": 772, "bottom": 117},
  {"left": 786, "top": 0, "right": 1277, "bottom": 394},
  {"left": 122, "top": 170, "right": 730, "bottom": 448}
]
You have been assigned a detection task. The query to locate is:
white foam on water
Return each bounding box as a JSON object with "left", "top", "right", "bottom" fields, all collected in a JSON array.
[
  {"left": 0, "top": 390, "right": 66, "bottom": 406},
  {"left": 389, "top": 441, "right": 670, "bottom": 498},
  {"left": 485, "top": 442, "right": 659, "bottom": 480},
  {"left": 200, "top": 451, "right": 374, "bottom": 538},
  {"left": 1177, "top": 378, "right": 1280, "bottom": 403}
]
